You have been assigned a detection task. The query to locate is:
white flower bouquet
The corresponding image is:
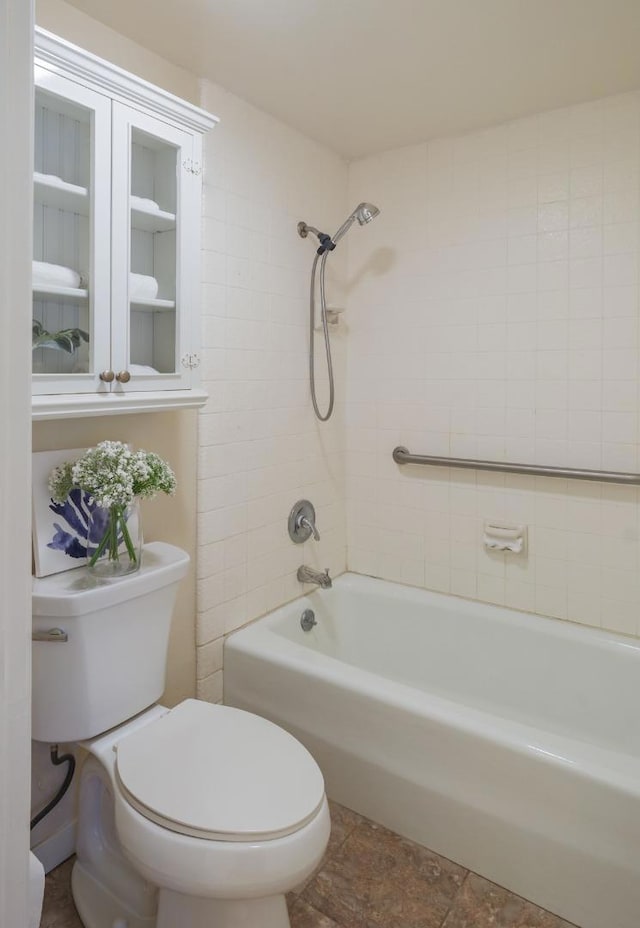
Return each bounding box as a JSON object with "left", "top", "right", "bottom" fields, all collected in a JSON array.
[{"left": 49, "top": 440, "right": 176, "bottom": 576}]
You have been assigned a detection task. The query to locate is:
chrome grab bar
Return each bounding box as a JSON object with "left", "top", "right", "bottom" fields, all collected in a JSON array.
[
  {"left": 32, "top": 628, "right": 68, "bottom": 643},
  {"left": 392, "top": 446, "right": 640, "bottom": 486}
]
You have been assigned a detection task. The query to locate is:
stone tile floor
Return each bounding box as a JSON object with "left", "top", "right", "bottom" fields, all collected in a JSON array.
[{"left": 41, "top": 801, "right": 577, "bottom": 928}]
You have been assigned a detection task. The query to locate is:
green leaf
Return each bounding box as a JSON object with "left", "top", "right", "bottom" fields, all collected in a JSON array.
[{"left": 32, "top": 321, "right": 90, "bottom": 353}]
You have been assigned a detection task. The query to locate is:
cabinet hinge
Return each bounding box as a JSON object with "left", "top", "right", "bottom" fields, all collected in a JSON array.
[
  {"left": 182, "top": 159, "right": 202, "bottom": 176},
  {"left": 181, "top": 353, "right": 200, "bottom": 369}
]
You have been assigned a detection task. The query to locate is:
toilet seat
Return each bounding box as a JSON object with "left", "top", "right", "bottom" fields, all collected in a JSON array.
[{"left": 115, "top": 699, "right": 325, "bottom": 842}]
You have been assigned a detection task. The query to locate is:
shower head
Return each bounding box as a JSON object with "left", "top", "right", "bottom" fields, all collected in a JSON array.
[
  {"left": 331, "top": 202, "right": 380, "bottom": 245},
  {"left": 354, "top": 202, "right": 380, "bottom": 225}
]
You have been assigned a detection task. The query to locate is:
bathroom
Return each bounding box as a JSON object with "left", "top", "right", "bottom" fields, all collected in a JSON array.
[{"left": 2, "top": 1, "right": 640, "bottom": 926}]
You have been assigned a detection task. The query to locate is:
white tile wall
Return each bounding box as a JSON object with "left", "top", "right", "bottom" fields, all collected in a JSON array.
[
  {"left": 196, "top": 81, "right": 348, "bottom": 696},
  {"left": 347, "top": 92, "right": 640, "bottom": 638}
]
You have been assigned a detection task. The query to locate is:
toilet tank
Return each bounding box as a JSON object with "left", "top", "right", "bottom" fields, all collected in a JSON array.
[{"left": 32, "top": 542, "right": 190, "bottom": 743}]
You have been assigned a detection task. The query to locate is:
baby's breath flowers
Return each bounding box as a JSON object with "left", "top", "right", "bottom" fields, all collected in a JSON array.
[{"left": 49, "top": 441, "right": 176, "bottom": 572}]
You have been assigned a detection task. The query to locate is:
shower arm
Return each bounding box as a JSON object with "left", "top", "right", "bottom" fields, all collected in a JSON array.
[
  {"left": 298, "top": 217, "right": 358, "bottom": 254},
  {"left": 299, "top": 204, "right": 379, "bottom": 253},
  {"left": 297, "top": 221, "right": 336, "bottom": 254},
  {"left": 298, "top": 221, "right": 322, "bottom": 239}
]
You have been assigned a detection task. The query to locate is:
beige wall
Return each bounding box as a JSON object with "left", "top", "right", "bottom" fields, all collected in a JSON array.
[
  {"left": 36, "top": 0, "right": 199, "bottom": 103},
  {"left": 34, "top": 0, "right": 202, "bottom": 704}
]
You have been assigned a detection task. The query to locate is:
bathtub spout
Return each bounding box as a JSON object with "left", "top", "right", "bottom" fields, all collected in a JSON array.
[{"left": 297, "top": 565, "right": 332, "bottom": 589}]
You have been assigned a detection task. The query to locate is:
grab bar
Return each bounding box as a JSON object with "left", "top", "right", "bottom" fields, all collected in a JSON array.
[{"left": 392, "top": 446, "right": 640, "bottom": 486}]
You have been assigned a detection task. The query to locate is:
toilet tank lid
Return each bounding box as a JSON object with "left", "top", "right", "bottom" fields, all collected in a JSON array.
[{"left": 32, "top": 542, "right": 190, "bottom": 617}]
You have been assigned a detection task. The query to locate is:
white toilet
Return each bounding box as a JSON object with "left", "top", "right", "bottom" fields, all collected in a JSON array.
[{"left": 32, "top": 542, "right": 330, "bottom": 928}]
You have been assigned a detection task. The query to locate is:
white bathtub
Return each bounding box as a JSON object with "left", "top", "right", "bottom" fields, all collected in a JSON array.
[{"left": 224, "top": 573, "right": 640, "bottom": 928}]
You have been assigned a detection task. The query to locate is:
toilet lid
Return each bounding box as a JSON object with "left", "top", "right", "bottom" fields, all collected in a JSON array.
[{"left": 114, "top": 699, "right": 325, "bottom": 841}]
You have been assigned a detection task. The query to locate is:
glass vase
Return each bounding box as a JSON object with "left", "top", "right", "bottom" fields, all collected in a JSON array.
[{"left": 86, "top": 500, "right": 142, "bottom": 579}]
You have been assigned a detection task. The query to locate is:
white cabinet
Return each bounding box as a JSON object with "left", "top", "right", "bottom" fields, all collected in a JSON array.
[{"left": 32, "top": 28, "right": 218, "bottom": 420}]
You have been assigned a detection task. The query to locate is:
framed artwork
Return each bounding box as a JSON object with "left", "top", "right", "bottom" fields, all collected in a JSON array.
[{"left": 32, "top": 448, "right": 93, "bottom": 578}]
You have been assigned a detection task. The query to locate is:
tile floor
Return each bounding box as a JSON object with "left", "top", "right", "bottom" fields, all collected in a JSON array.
[{"left": 40, "top": 801, "right": 577, "bottom": 928}]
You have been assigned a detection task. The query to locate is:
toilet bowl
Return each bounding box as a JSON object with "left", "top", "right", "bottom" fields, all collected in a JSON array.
[
  {"left": 32, "top": 544, "right": 330, "bottom": 928},
  {"left": 72, "top": 701, "right": 330, "bottom": 928}
]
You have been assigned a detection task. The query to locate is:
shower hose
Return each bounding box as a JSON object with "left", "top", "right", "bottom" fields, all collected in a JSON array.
[{"left": 309, "top": 250, "right": 334, "bottom": 422}]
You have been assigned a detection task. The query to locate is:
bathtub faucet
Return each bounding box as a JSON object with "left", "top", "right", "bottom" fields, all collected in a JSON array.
[{"left": 297, "top": 565, "right": 332, "bottom": 589}]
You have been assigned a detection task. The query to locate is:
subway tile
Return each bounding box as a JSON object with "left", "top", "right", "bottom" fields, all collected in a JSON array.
[
  {"left": 538, "top": 172, "right": 569, "bottom": 203},
  {"left": 196, "top": 638, "right": 224, "bottom": 680},
  {"left": 535, "top": 585, "right": 567, "bottom": 619},
  {"left": 569, "top": 196, "right": 603, "bottom": 230},
  {"left": 603, "top": 159, "right": 639, "bottom": 194},
  {"left": 538, "top": 201, "right": 569, "bottom": 233},
  {"left": 601, "top": 599, "right": 639, "bottom": 636},
  {"left": 537, "top": 230, "right": 568, "bottom": 263},
  {"left": 197, "top": 670, "right": 223, "bottom": 703},
  {"left": 477, "top": 573, "right": 506, "bottom": 605},
  {"left": 450, "top": 568, "right": 478, "bottom": 598},
  {"left": 504, "top": 578, "right": 536, "bottom": 612},
  {"left": 567, "top": 590, "right": 602, "bottom": 627}
]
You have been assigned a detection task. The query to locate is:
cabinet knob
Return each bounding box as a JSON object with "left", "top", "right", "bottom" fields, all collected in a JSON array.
[
  {"left": 116, "top": 370, "right": 131, "bottom": 383},
  {"left": 99, "top": 370, "right": 115, "bottom": 382}
]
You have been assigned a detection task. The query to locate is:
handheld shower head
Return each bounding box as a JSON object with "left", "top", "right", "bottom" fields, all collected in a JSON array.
[
  {"left": 331, "top": 201, "right": 381, "bottom": 246},
  {"left": 354, "top": 202, "right": 380, "bottom": 225}
]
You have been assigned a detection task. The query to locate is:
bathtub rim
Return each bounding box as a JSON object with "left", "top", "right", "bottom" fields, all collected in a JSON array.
[{"left": 269, "top": 571, "right": 640, "bottom": 657}]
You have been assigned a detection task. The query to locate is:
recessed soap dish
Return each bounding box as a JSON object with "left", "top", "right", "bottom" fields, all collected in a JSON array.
[{"left": 483, "top": 521, "right": 527, "bottom": 554}]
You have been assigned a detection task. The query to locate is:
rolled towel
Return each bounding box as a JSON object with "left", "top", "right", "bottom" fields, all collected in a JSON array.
[
  {"left": 129, "top": 273, "right": 159, "bottom": 300},
  {"left": 33, "top": 260, "right": 85, "bottom": 290},
  {"left": 130, "top": 194, "right": 161, "bottom": 213}
]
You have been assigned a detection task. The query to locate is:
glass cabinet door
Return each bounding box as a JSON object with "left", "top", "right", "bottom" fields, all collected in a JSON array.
[
  {"left": 111, "top": 103, "right": 197, "bottom": 392},
  {"left": 32, "top": 66, "right": 111, "bottom": 394}
]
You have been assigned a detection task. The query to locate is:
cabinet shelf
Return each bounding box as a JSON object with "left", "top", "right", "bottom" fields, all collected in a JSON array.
[
  {"left": 34, "top": 172, "right": 89, "bottom": 215},
  {"left": 130, "top": 298, "right": 175, "bottom": 312},
  {"left": 33, "top": 284, "right": 89, "bottom": 303},
  {"left": 131, "top": 205, "right": 176, "bottom": 233}
]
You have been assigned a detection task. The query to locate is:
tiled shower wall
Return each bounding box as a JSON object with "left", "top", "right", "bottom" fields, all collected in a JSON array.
[
  {"left": 346, "top": 92, "right": 640, "bottom": 637},
  {"left": 196, "top": 81, "right": 348, "bottom": 700}
]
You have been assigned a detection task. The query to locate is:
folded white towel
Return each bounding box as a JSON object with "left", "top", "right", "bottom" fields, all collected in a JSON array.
[
  {"left": 32, "top": 260, "right": 86, "bottom": 290},
  {"left": 130, "top": 195, "right": 161, "bottom": 213},
  {"left": 129, "top": 363, "right": 159, "bottom": 375},
  {"left": 129, "top": 273, "right": 159, "bottom": 300}
]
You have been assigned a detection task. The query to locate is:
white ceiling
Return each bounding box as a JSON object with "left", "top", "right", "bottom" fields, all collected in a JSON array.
[{"left": 63, "top": 0, "right": 640, "bottom": 160}]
